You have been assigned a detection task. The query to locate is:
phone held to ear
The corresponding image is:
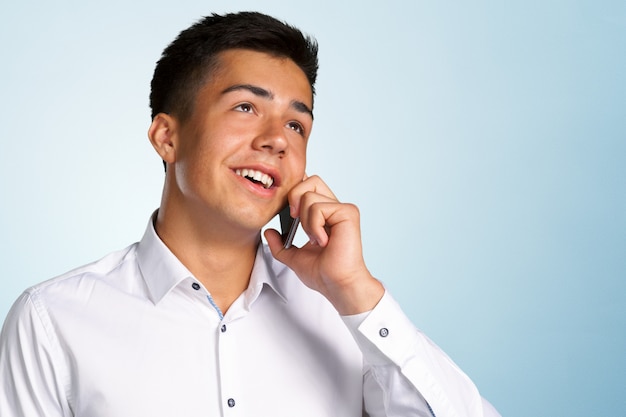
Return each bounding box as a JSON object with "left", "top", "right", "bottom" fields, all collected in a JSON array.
[{"left": 279, "top": 205, "right": 300, "bottom": 249}]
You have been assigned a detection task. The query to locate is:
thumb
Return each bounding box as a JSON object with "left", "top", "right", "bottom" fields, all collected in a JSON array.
[{"left": 264, "top": 229, "right": 294, "bottom": 265}]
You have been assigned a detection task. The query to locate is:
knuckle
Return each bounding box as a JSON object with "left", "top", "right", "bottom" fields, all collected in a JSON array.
[{"left": 345, "top": 202, "right": 360, "bottom": 216}]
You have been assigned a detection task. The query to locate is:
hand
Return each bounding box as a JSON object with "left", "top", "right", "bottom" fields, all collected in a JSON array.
[{"left": 264, "top": 175, "right": 384, "bottom": 315}]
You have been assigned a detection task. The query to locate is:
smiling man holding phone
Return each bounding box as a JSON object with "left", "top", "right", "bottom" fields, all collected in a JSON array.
[{"left": 0, "top": 11, "right": 499, "bottom": 417}]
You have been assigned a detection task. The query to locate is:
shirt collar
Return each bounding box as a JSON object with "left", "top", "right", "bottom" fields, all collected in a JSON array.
[
  {"left": 136, "top": 212, "right": 290, "bottom": 305},
  {"left": 136, "top": 213, "right": 194, "bottom": 304},
  {"left": 243, "top": 244, "right": 289, "bottom": 308}
]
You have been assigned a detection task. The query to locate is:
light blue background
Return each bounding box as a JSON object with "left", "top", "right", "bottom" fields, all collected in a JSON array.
[{"left": 1, "top": 1, "right": 624, "bottom": 416}]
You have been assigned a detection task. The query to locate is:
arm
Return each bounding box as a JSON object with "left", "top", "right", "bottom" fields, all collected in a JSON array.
[
  {"left": 0, "top": 292, "right": 71, "bottom": 417},
  {"left": 343, "top": 292, "right": 501, "bottom": 417},
  {"left": 265, "top": 175, "right": 500, "bottom": 417}
]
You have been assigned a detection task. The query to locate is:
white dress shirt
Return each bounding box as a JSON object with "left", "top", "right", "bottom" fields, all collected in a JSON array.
[{"left": 0, "top": 216, "right": 500, "bottom": 417}]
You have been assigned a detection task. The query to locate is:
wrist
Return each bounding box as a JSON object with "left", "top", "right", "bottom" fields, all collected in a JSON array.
[{"left": 325, "top": 273, "right": 385, "bottom": 316}]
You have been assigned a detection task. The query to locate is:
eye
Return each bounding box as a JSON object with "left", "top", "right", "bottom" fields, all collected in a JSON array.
[
  {"left": 287, "top": 121, "right": 305, "bottom": 136},
  {"left": 234, "top": 103, "right": 254, "bottom": 113}
]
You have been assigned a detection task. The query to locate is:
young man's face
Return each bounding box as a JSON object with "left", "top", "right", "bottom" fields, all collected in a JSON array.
[{"left": 170, "top": 49, "right": 313, "bottom": 232}]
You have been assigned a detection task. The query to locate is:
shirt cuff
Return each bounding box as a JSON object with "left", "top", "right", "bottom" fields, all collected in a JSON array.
[{"left": 341, "top": 290, "right": 419, "bottom": 366}]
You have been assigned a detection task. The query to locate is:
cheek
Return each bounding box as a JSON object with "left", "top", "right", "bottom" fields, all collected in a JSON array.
[
  {"left": 174, "top": 143, "right": 219, "bottom": 193},
  {"left": 174, "top": 155, "right": 205, "bottom": 196},
  {"left": 298, "top": 142, "right": 308, "bottom": 171},
  {"left": 289, "top": 147, "right": 307, "bottom": 180}
]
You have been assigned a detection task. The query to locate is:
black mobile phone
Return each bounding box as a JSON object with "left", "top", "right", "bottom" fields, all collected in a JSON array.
[{"left": 279, "top": 205, "right": 300, "bottom": 249}]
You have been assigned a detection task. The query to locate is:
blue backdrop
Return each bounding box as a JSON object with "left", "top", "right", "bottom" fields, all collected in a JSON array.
[{"left": 1, "top": 1, "right": 624, "bottom": 416}]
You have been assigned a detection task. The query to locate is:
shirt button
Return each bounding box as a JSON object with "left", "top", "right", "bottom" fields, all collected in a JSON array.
[
  {"left": 221, "top": 324, "right": 227, "bottom": 333},
  {"left": 191, "top": 282, "right": 201, "bottom": 291},
  {"left": 227, "top": 398, "right": 236, "bottom": 407},
  {"left": 379, "top": 327, "right": 389, "bottom": 337}
]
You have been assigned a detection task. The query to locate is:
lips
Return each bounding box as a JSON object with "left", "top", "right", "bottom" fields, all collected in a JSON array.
[{"left": 235, "top": 168, "right": 274, "bottom": 189}]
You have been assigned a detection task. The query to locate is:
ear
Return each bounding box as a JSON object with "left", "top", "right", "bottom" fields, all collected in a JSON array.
[{"left": 148, "top": 113, "right": 178, "bottom": 165}]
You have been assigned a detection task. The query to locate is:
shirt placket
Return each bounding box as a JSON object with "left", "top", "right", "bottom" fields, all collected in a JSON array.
[{"left": 216, "top": 315, "right": 244, "bottom": 417}]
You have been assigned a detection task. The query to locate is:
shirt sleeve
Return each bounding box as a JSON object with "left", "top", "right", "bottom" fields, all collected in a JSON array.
[
  {"left": 0, "top": 291, "right": 72, "bottom": 417},
  {"left": 341, "top": 291, "right": 501, "bottom": 417}
]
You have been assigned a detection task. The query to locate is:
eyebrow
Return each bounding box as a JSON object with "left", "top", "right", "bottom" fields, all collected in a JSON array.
[{"left": 221, "top": 84, "right": 314, "bottom": 119}]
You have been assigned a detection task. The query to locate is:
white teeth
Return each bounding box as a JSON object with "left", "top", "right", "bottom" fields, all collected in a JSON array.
[{"left": 235, "top": 168, "right": 274, "bottom": 189}]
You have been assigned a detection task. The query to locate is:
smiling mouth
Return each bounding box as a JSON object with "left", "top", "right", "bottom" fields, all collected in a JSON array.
[{"left": 235, "top": 168, "right": 275, "bottom": 189}]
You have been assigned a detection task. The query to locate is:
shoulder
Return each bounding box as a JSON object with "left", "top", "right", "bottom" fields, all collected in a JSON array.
[
  {"left": 1, "top": 242, "right": 141, "bottom": 343},
  {"left": 28, "top": 242, "right": 139, "bottom": 296},
  {"left": 5, "top": 243, "right": 140, "bottom": 327}
]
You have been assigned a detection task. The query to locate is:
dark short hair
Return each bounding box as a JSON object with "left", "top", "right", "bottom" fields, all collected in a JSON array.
[{"left": 149, "top": 11, "right": 319, "bottom": 121}]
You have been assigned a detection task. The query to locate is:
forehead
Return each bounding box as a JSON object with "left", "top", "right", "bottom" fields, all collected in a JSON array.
[{"left": 205, "top": 49, "right": 313, "bottom": 105}]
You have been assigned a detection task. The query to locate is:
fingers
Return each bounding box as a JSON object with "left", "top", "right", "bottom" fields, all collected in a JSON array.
[
  {"left": 285, "top": 175, "right": 360, "bottom": 248},
  {"left": 300, "top": 200, "right": 340, "bottom": 247},
  {"left": 287, "top": 175, "right": 337, "bottom": 218}
]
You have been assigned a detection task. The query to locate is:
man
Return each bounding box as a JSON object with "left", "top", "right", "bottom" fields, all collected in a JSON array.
[{"left": 0, "top": 12, "right": 500, "bottom": 417}]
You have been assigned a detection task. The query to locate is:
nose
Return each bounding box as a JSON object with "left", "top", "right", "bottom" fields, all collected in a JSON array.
[{"left": 252, "top": 118, "right": 288, "bottom": 156}]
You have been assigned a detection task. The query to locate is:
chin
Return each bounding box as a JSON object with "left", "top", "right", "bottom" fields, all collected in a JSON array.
[{"left": 231, "top": 208, "right": 275, "bottom": 231}]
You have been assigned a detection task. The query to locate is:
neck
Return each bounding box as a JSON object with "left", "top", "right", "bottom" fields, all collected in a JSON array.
[{"left": 154, "top": 204, "right": 261, "bottom": 314}]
